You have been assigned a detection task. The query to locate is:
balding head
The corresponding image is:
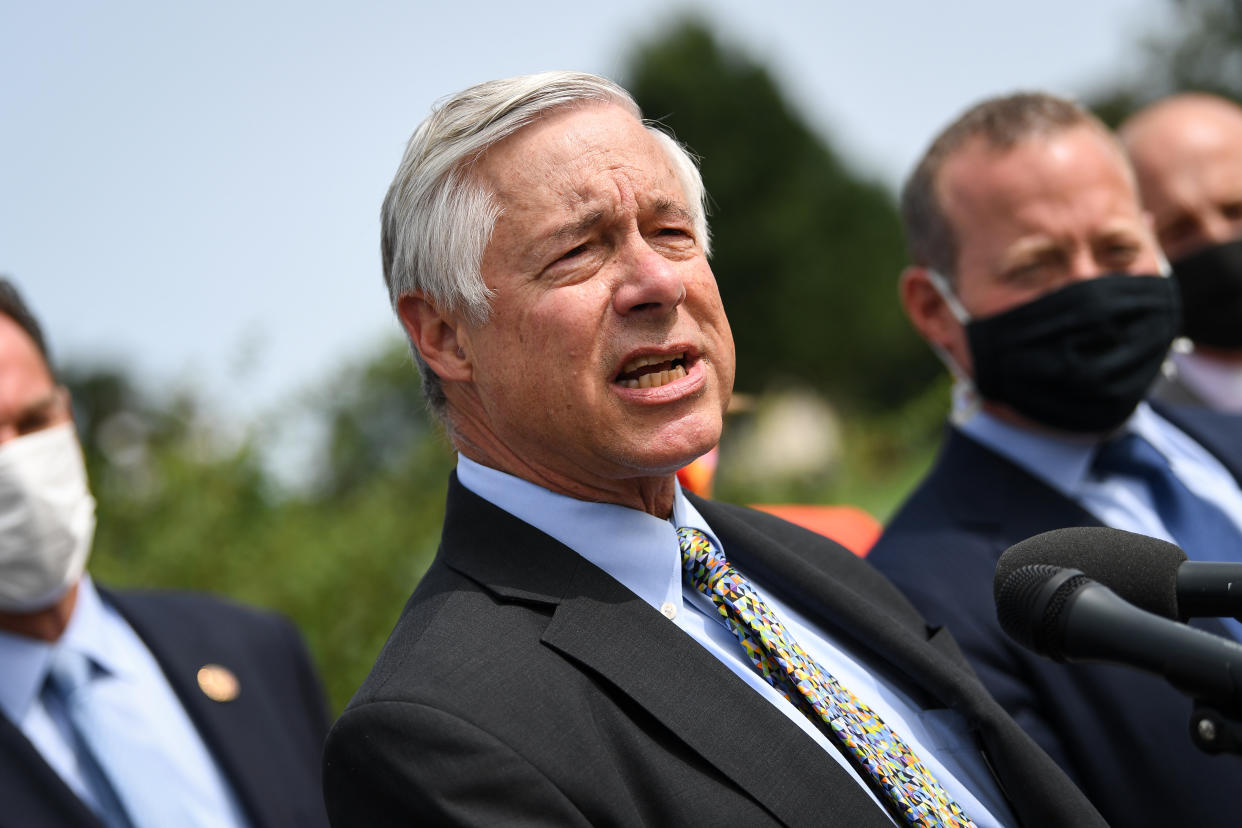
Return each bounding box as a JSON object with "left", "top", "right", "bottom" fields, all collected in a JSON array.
[{"left": 1120, "top": 93, "right": 1242, "bottom": 259}]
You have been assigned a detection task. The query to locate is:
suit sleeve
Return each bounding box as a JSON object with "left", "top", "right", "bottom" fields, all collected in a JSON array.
[{"left": 323, "top": 700, "right": 591, "bottom": 827}]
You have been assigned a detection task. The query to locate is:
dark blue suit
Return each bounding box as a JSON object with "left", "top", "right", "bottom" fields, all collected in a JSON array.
[
  {"left": 0, "top": 589, "right": 331, "bottom": 828},
  {"left": 870, "top": 404, "right": 1242, "bottom": 828}
]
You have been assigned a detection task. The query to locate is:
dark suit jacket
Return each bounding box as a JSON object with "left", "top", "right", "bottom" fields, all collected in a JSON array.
[
  {"left": 323, "top": 474, "right": 1105, "bottom": 827},
  {"left": 869, "top": 403, "right": 1242, "bottom": 828},
  {"left": 0, "top": 588, "right": 332, "bottom": 828}
]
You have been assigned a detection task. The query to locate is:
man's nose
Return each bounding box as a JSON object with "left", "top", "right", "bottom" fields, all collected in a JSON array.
[
  {"left": 612, "top": 235, "right": 686, "bottom": 316},
  {"left": 1069, "top": 249, "right": 1109, "bottom": 282},
  {"left": 1201, "top": 210, "right": 1239, "bottom": 246}
]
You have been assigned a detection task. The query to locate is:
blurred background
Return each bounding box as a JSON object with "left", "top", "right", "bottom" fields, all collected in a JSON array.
[{"left": 3, "top": 0, "right": 1236, "bottom": 711}]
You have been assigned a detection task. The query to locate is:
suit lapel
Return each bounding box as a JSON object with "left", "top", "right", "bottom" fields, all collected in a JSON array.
[
  {"left": 1156, "top": 402, "right": 1242, "bottom": 483},
  {"left": 442, "top": 476, "right": 892, "bottom": 827},
  {"left": 104, "top": 591, "right": 281, "bottom": 828},
  {"left": 0, "top": 713, "right": 103, "bottom": 828},
  {"left": 695, "top": 495, "right": 990, "bottom": 717},
  {"left": 936, "top": 428, "right": 1104, "bottom": 540}
]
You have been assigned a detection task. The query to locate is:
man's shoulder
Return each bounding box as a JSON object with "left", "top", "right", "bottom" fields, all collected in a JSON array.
[
  {"left": 104, "top": 586, "right": 294, "bottom": 634},
  {"left": 100, "top": 585, "right": 314, "bottom": 676}
]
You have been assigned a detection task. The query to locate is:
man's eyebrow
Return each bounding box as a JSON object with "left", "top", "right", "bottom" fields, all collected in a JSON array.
[
  {"left": 520, "top": 211, "right": 604, "bottom": 264},
  {"left": 547, "top": 211, "right": 604, "bottom": 244},
  {"left": 17, "top": 388, "right": 63, "bottom": 420},
  {"left": 651, "top": 199, "right": 694, "bottom": 223}
]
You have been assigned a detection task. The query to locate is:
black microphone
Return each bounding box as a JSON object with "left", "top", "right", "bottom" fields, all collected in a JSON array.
[
  {"left": 995, "top": 526, "right": 1242, "bottom": 621},
  {"left": 994, "top": 563, "right": 1242, "bottom": 716}
]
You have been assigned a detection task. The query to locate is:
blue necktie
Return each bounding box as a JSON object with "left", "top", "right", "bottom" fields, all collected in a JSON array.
[
  {"left": 1094, "top": 432, "right": 1242, "bottom": 639},
  {"left": 42, "top": 649, "right": 133, "bottom": 828},
  {"left": 42, "top": 647, "right": 191, "bottom": 828}
]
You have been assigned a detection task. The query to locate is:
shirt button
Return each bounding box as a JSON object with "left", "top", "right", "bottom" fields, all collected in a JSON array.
[{"left": 660, "top": 602, "right": 677, "bottom": 620}]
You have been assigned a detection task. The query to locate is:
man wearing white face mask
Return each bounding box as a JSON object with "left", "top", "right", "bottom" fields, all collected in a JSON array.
[
  {"left": 867, "top": 93, "right": 1242, "bottom": 828},
  {"left": 0, "top": 278, "right": 331, "bottom": 828}
]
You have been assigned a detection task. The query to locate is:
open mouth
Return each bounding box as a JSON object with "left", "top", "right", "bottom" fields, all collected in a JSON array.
[{"left": 615, "top": 352, "right": 689, "bottom": 389}]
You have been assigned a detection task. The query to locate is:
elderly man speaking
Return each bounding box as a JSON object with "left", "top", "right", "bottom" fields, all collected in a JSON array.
[{"left": 322, "top": 72, "right": 1104, "bottom": 828}]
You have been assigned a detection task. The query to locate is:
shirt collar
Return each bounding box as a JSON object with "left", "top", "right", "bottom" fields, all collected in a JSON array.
[
  {"left": 0, "top": 575, "right": 125, "bottom": 722},
  {"left": 957, "top": 403, "right": 1157, "bottom": 497},
  {"left": 456, "top": 455, "right": 702, "bottom": 613}
]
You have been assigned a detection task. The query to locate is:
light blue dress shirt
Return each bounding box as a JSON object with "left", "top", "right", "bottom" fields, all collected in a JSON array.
[
  {"left": 958, "top": 402, "right": 1242, "bottom": 548},
  {"left": 0, "top": 576, "right": 250, "bottom": 827},
  {"left": 457, "top": 455, "right": 1015, "bottom": 827}
]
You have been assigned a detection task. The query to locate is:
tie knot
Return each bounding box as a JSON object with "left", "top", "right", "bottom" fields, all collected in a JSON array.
[
  {"left": 677, "top": 526, "right": 726, "bottom": 591},
  {"left": 44, "top": 646, "right": 94, "bottom": 700},
  {"left": 1093, "top": 432, "right": 1170, "bottom": 480}
]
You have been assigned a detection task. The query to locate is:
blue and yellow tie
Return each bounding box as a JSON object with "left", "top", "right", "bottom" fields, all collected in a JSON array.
[{"left": 679, "top": 526, "right": 975, "bottom": 828}]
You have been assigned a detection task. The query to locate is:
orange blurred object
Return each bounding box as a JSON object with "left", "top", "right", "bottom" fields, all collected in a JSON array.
[
  {"left": 750, "top": 504, "right": 882, "bottom": 557},
  {"left": 676, "top": 450, "right": 882, "bottom": 557},
  {"left": 676, "top": 446, "right": 719, "bottom": 497}
]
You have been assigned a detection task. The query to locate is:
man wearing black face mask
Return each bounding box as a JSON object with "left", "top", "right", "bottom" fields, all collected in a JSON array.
[
  {"left": 1121, "top": 92, "right": 1242, "bottom": 413},
  {"left": 868, "top": 92, "right": 1242, "bottom": 828}
]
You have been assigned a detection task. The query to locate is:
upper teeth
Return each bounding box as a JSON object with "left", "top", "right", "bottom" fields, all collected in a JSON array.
[
  {"left": 621, "top": 352, "right": 684, "bottom": 374},
  {"left": 618, "top": 352, "right": 688, "bottom": 389}
]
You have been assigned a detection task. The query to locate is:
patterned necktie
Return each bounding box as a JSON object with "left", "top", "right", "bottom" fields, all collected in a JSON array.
[
  {"left": 1093, "top": 432, "right": 1242, "bottom": 640},
  {"left": 678, "top": 527, "right": 976, "bottom": 828},
  {"left": 42, "top": 647, "right": 190, "bottom": 828}
]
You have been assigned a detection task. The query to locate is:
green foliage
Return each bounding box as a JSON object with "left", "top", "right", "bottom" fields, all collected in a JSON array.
[
  {"left": 71, "top": 350, "right": 456, "bottom": 713},
  {"left": 625, "top": 19, "right": 940, "bottom": 411},
  {"left": 311, "top": 340, "right": 436, "bottom": 498},
  {"left": 1090, "top": 0, "right": 1242, "bottom": 115}
]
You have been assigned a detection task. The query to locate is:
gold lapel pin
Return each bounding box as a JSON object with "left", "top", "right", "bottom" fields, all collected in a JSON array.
[{"left": 197, "top": 664, "right": 240, "bottom": 702}]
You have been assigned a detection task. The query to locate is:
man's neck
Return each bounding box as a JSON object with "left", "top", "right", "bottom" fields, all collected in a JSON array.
[{"left": 0, "top": 581, "right": 79, "bottom": 642}]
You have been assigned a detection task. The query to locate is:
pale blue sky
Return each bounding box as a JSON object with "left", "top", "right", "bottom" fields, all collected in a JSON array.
[{"left": 2, "top": 0, "right": 1167, "bottom": 426}]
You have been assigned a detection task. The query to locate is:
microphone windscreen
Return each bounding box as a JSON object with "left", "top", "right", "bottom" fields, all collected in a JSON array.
[{"left": 994, "top": 527, "right": 1185, "bottom": 619}]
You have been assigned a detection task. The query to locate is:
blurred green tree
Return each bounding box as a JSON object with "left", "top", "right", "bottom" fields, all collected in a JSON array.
[
  {"left": 1090, "top": 0, "right": 1242, "bottom": 123},
  {"left": 625, "top": 19, "right": 939, "bottom": 411},
  {"left": 65, "top": 351, "right": 454, "bottom": 712}
]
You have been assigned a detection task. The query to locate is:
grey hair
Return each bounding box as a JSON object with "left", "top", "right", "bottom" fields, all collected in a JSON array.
[
  {"left": 901, "top": 91, "right": 1120, "bottom": 282},
  {"left": 380, "top": 71, "right": 710, "bottom": 417}
]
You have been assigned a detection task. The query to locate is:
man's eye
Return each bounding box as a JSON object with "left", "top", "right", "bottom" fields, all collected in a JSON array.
[
  {"left": 557, "top": 244, "right": 587, "bottom": 262},
  {"left": 1004, "top": 261, "right": 1048, "bottom": 283},
  {"left": 16, "top": 413, "right": 53, "bottom": 435},
  {"left": 1221, "top": 201, "right": 1242, "bottom": 222},
  {"left": 1102, "top": 244, "right": 1139, "bottom": 263}
]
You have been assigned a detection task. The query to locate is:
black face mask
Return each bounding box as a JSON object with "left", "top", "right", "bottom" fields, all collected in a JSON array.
[
  {"left": 1171, "top": 238, "right": 1242, "bottom": 348},
  {"left": 965, "top": 274, "right": 1179, "bottom": 433}
]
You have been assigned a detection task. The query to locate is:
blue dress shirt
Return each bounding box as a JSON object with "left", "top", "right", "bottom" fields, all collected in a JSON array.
[
  {"left": 457, "top": 455, "right": 1015, "bottom": 827},
  {"left": 958, "top": 402, "right": 1242, "bottom": 548},
  {"left": 0, "top": 576, "right": 250, "bottom": 827}
]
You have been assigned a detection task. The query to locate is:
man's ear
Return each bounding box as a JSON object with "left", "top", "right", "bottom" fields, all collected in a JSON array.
[
  {"left": 396, "top": 293, "right": 473, "bottom": 381},
  {"left": 898, "top": 266, "right": 957, "bottom": 350}
]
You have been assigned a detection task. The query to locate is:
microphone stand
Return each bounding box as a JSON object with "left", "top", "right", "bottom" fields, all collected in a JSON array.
[{"left": 1190, "top": 702, "right": 1242, "bottom": 757}]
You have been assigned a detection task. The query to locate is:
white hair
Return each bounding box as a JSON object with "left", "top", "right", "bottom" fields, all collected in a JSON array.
[{"left": 380, "top": 70, "right": 711, "bottom": 416}]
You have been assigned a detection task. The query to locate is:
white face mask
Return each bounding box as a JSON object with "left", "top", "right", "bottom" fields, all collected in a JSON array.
[{"left": 0, "top": 422, "right": 96, "bottom": 612}]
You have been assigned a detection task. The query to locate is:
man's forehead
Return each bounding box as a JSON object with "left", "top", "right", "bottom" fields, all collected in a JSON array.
[
  {"left": 940, "top": 127, "right": 1133, "bottom": 210},
  {"left": 481, "top": 112, "right": 686, "bottom": 219}
]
